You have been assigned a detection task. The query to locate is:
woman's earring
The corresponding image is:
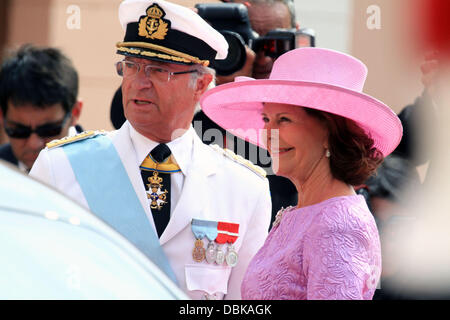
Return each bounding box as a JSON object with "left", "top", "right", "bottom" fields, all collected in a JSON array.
[{"left": 325, "top": 149, "right": 331, "bottom": 158}]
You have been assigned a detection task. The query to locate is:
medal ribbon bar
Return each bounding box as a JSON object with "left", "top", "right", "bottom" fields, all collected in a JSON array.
[
  {"left": 216, "top": 222, "right": 239, "bottom": 244},
  {"left": 140, "top": 154, "right": 181, "bottom": 173},
  {"left": 191, "top": 219, "right": 218, "bottom": 241}
]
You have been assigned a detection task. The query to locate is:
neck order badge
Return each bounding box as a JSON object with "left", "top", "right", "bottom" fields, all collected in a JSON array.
[{"left": 140, "top": 144, "right": 181, "bottom": 238}]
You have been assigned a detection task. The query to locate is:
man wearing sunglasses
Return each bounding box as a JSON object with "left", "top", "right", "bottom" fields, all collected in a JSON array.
[
  {"left": 0, "top": 44, "right": 82, "bottom": 172},
  {"left": 30, "top": 0, "right": 271, "bottom": 300}
]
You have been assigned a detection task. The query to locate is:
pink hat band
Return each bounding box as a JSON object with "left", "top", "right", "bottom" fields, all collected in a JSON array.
[{"left": 200, "top": 48, "right": 403, "bottom": 157}]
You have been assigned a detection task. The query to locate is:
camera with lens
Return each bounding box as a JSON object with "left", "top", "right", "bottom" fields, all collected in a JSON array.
[
  {"left": 195, "top": 3, "right": 258, "bottom": 76},
  {"left": 196, "top": 3, "right": 316, "bottom": 76},
  {"left": 252, "top": 28, "right": 316, "bottom": 58}
]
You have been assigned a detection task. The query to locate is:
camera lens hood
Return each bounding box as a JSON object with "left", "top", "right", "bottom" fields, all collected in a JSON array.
[{"left": 210, "top": 30, "right": 247, "bottom": 76}]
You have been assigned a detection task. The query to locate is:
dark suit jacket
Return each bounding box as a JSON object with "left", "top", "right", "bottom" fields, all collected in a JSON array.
[{"left": 0, "top": 143, "right": 19, "bottom": 166}]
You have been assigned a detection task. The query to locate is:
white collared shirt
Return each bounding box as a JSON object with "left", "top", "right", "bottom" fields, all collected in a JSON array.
[
  {"left": 18, "top": 161, "right": 29, "bottom": 173},
  {"left": 129, "top": 125, "right": 195, "bottom": 216}
]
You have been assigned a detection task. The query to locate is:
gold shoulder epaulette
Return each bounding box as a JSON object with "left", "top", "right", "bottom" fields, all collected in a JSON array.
[
  {"left": 46, "top": 130, "right": 108, "bottom": 149},
  {"left": 210, "top": 144, "right": 267, "bottom": 179}
]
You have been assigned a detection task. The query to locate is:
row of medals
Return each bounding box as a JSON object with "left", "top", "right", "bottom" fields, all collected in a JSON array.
[{"left": 192, "top": 239, "right": 238, "bottom": 267}]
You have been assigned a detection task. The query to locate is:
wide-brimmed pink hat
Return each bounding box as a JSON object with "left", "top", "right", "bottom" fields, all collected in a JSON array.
[{"left": 200, "top": 47, "right": 403, "bottom": 157}]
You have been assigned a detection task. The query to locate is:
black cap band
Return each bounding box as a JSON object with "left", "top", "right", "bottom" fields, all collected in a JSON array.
[{"left": 117, "top": 22, "right": 217, "bottom": 65}]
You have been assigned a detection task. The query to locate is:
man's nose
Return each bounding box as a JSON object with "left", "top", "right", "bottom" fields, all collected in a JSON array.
[
  {"left": 25, "top": 133, "right": 46, "bottom": 151},
  {"left": 134, "top": 67, "right": 154, "bottom": 88}
]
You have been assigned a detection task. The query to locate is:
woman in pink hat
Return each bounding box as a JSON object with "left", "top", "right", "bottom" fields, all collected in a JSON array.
[{"left": 200, "top": 47, "right": 403, "bottom": 300}]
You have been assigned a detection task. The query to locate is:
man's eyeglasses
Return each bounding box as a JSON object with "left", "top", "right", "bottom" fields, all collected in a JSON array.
[
  {"left": 115, "top": 60, "right": 199, "bottom": 82},
  {"left": 4, "top": 113, "right": 71, "bottom": 139}
]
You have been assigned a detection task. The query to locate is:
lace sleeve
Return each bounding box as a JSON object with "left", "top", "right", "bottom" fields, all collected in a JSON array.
[{"left": 303, "top": 206, "right": 381, "bottom": 300}]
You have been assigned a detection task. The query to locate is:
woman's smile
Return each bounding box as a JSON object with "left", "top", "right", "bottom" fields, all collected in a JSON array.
[{"left": 270, "top": 147, "right": 295, "bottom": 156}]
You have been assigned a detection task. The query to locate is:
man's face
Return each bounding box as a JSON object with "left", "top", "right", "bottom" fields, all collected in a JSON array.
[
  {"left": 120, "top": 56, "right": 212, "bottom": 142},
  {"left": 237, "top": 1, "right": 292, "bottom": 79},
  {"left": 3, "top": 103, "right": 71, "bottom": 169}
]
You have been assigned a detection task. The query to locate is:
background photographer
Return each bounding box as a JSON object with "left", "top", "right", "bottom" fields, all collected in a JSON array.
[
  {"left": 194, "top": 0, "right": 303, "bottom": 227},
  {"left": 213, "top": 0, "right": 299, "bottom": 83}
]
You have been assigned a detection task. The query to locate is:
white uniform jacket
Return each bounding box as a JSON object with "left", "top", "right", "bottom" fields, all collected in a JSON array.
[{"left": 30, "top": 121, "right": 272, "bottom": 300}]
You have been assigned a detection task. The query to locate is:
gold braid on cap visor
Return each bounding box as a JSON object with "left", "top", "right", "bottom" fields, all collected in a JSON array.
[{"left": 116, "top": 42, "right": 210, "bottom": 66}]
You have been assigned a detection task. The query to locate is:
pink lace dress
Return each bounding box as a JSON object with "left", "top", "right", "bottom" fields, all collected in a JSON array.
[{"left": 241, "top": 195, "right": 381, "bottom": 300}]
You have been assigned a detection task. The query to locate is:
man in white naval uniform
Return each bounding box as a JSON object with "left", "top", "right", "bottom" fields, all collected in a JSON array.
[{"left": 30, "top": 0, "right": 271, "bottom": 300}]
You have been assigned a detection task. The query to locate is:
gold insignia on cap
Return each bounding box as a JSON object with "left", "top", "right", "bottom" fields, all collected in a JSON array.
[{"left": 138, "top": 3, "right": 170, "bottom": 40}]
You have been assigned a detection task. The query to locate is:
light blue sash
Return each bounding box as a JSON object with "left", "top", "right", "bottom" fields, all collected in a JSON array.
[{"left": 63, "top": 134, "right": 178, "bottom": 284}]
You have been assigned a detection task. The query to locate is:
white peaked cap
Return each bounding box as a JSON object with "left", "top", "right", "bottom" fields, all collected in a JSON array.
[{"left": 116, "top": 0, "right": 229, "bottom": 65}]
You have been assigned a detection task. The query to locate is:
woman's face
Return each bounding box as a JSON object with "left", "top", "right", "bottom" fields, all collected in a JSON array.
[{"left": 262, "top": 103, "right": 329, "bottom": 182}]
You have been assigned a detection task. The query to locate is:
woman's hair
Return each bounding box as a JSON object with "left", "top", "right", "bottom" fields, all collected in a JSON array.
[{"left": 305, "top": 108, "right": 384, "bottom": 186}]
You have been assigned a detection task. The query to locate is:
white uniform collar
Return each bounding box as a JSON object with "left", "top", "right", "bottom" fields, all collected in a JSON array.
[
  {"left": 68, "top": 126, "right": 77, "bottom": 136},
  {"left": 18, "top": 161, "right": 29, "bottom": 173},
  {"left": 129, "top": 122, "right": 194, "bottom": 175}
]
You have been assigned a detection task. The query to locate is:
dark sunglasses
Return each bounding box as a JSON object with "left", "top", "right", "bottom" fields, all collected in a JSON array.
[{"left": 4, "top": 113, "right": 71, "bottom": 139}]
